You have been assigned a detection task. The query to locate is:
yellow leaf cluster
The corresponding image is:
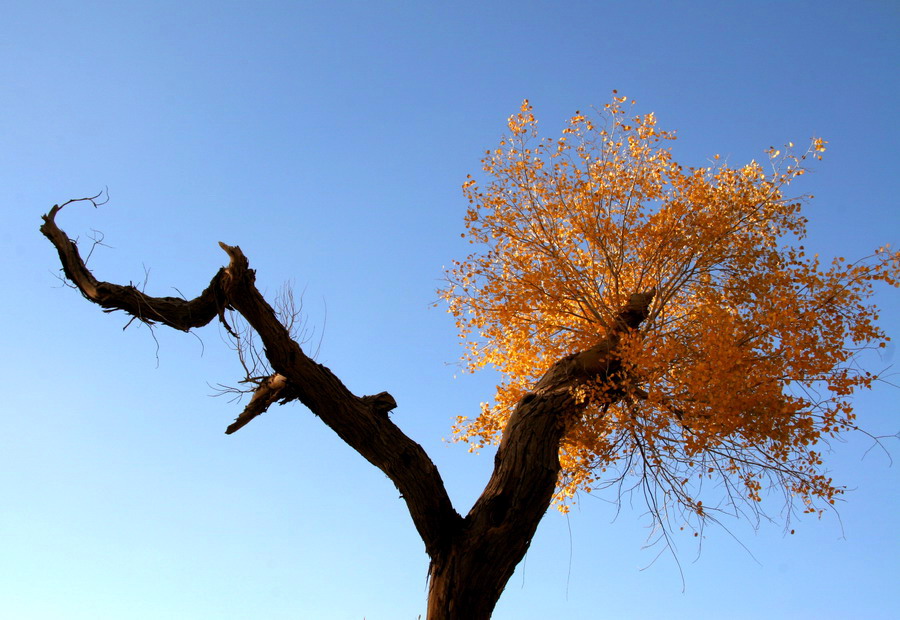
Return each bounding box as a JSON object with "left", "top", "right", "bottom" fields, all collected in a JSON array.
[{"left": 440, "top": 96, "right": 899, "bottom": 526}]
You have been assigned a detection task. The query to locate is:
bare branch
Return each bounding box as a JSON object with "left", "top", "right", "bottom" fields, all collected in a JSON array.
[
  {"left": 214, "top": 241, "right": 462, "bottom": 554},
  {"left": 41, "top": 200, "right": 461, "bottom": 561},
  {"left": 225, "top": 372, "right": 294, "bottom": 434},
  {"left": 41, "top": 199, "right": 233, "bottom": 333}
]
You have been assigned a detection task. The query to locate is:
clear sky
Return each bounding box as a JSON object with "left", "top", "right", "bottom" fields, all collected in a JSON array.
[{"left": 2, "top": 1, "right": 898, "bottom": 618}]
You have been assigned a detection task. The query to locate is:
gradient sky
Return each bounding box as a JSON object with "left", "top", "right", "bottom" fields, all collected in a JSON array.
[{"left": 2, "top": 2, "right": 899, "bottom": 618}]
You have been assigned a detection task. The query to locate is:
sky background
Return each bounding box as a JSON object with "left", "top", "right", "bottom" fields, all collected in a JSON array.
[{"left": 2, "top": 1, "right": 899, "bottom": 618}]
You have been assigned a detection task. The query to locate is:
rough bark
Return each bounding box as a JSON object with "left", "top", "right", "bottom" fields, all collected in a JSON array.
[
  {"left": 41, "top": 200, "right": 653, "bottom": 619},
  {"left": 425, "top": 291, "right": 653, "bottom": 619},
  {"left": 41, "top": 202, "right": 232, "bottom": 332}
]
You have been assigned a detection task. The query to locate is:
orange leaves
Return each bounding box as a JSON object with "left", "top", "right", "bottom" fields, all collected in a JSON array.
[
  {"left": 506, "top": 99, "right": 536, "bottom": 136},
  {"left": 440, "top": 94, "right": 900, "bottom": 526}
]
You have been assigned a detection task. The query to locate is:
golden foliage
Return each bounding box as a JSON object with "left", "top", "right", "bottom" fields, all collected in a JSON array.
[{"left": 441, "top": 95, "right": 899, "bottom": 526}]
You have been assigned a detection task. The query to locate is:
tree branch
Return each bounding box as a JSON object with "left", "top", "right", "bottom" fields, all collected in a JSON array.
[
  {"left": 41, "top": 201, "right": 462, "bottom": 558},
  {"left": 40, "top": 199, "right": 233, "bottom": 333},
  {"left": 471, "top": 289, "right": 654, "bottom": 531},
  {"left": 427, "top": 290, "right": 655, "bottom": 614},
  {"left": 225, "top": 372, "right": 294, "bottom": 434}
]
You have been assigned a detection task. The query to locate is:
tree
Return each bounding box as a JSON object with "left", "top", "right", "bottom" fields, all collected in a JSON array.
[
  {"left": 41, "top": 96, "right": 898, "bottom": 619},
  {"left": 442, "top": 96, "right": 900, "bottom": 528}
]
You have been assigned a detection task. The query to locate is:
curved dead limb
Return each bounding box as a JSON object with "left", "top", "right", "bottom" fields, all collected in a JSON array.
[
  {"left": 42, "top": 201, "right": 462, "bottom": 561},
  {"left": 40, "top": 198, "right": 233, "bottom": 334}
]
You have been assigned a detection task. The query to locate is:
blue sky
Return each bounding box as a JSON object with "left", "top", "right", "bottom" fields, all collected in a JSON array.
[{"left": 2, "top": 1, "right": 898, "bottom": 618}]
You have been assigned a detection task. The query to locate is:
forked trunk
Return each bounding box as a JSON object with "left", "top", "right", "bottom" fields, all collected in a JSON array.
[{"left": 40, "top": 202, "right": 654, "bottom": 620}]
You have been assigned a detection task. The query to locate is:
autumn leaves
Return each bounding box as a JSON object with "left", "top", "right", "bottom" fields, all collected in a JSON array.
[{"left": 441, "top": 96, "right": 899, "bottom": 525}]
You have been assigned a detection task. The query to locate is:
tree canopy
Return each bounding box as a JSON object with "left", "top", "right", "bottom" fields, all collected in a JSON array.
[{"left": 442, "top": 95, "right": 899, "bottom": 533}]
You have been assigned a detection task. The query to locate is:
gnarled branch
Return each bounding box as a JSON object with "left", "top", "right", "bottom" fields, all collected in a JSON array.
[
  {"left": 40, "top": 199, "right": 232, "bottom": 333},
  {"left": 42, "top": 201, "right": 462, "bottom": 558}
]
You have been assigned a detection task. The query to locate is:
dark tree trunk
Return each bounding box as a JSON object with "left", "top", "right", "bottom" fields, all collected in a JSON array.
[
  {"left": 40, "top": 199, "right": 652, "bottom": 618},
  {"left": 425, "top": 388, "right": 574, "bottom": 619}
]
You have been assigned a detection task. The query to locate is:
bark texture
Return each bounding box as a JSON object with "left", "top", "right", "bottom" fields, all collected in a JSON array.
[
  {"left": 41, "top": 200, "right": 653, "bottom": 619},
  {"left": 425, "top": 290, "right": 652, "bottom": 619}
]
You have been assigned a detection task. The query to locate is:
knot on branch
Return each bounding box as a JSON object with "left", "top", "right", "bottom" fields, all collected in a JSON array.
[
  {"left": 361, "top": 391, "right": 398, "bottom": 417},
  {"left": 218, "top": 241, "right": 257, "bottom": 288},
  {"left": 615, "top": 289, "right": 656, "bottom": 330},
  {"left": 533, "top": 289, "right": 655, "bottom": 398}
]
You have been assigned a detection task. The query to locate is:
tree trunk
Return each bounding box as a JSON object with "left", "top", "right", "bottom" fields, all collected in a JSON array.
[
  {"left": 426, "top": 388, "right": 572, "bottom": 618},
  {"left": 40, "top": 199, "right": 653, "bottom": 619},
  {"left": 427, "top": 543, "right": 509, "bottom": 620}
]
